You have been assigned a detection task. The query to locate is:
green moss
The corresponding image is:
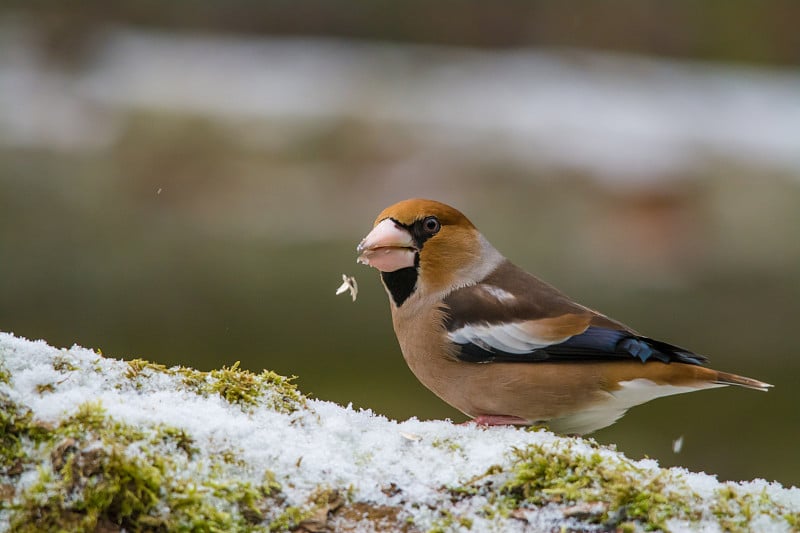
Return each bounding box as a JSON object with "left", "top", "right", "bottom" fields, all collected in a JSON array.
[
  {"left": 178, "top": 366, "right": 210, "bottom": 392},
  {"left": 52, "top": 355, "right": 78, "bottom": 373},
  {"left": 65, "top": 400, "right": 109, "bottom": 432},
  {"left": 253, "top": 370, "right": 306, "bottom": 413},
  {"left": 207, "top": 361, "right": 265, "bottom": 406},
  {"left": 707, "top": 485, "right": 792, "bottom": 533},
  {"left": 0, "top": 395, "right": 50, "bottom": 473},
  {"left": 270, "top": 505, "right": 310, "bottom": 532},
  {"left": 443, "top": 443, "right": 800, "bottom": 532},
  {"left": 429, "top": 509, "right": 474, "bottom": 532},
  {"left": 125, "top": 358, "right": 306, "bottom": 413},
  {"left": 11, "top": 422, "right": 165, "bottom": 531},
  {"left": 1, "top": 352, "right": 314, "bottom": 531},
  {"left": 711, "top": 488, "right": 747, "bottom": 532},
  {"left": 220, "top": 449, "right": 246, "bottom": 466},
  {"left": 156, "top": 426, "right": 199, "bottom": 458},
  {"left": 269, "top": 487, "right": 343, "bottom": 532},
  {"left": 431, "top": 437, "right": 463, "bottom": 453},
  {"left": 4, "top": 398, "right": 282, "bottom": 532},
  {"left": 125, "top": 358, "right": 169, "bottom": 380},
  {"left": 35, "top": 383, "right": 55, "bottom": 394},
  {"left": 459, "top": 443, "right": 700, "bottom": 531},
  {"left": 503, "top": 447, "right": 603, "bottom": 504}
]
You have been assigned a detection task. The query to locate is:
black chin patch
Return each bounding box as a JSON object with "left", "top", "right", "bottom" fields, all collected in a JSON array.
[
  {"left": 381, "top": 262, "right": 418, "bottom": 307},
  {"left": 380, "top": 217, "right": 433, "bottom": 307}
]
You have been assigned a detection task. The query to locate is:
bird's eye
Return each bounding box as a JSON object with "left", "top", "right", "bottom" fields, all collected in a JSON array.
[{"left": 422, "top": 216, "right": 441, "bottom": 234}]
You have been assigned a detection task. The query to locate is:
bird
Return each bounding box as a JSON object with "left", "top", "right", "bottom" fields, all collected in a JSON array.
[{"left": 356, "top": 198, "right": 772, "bottom": 435}]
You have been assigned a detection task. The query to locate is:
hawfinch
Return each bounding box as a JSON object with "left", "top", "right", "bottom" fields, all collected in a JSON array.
[{"left": 357, "top": 198, "right": 771, "bottom": 435}]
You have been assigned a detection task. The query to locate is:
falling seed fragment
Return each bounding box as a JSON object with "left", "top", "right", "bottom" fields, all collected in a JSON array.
[
  {"left": 672, "top": 435, "right": 684, "bottom": 453},
  {"left": 335, "top": 274, "right": 358, "bottom": 302}
]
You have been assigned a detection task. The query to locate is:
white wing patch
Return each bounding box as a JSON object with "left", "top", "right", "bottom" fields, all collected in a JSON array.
[
  {"left": 480, "top": 285, "right": 516, "bottom": 303},
  {"left": 448, "top": 322, "right": 555, "bottom": 354}
]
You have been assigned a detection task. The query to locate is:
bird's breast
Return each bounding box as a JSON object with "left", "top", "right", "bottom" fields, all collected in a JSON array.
[{"left": 390, "top": 301, "right": 469, "bottom": 402}]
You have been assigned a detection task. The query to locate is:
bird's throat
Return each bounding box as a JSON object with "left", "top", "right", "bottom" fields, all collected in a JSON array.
[{"left": 381, "top": 267, "right": 418, "bottom": 307}]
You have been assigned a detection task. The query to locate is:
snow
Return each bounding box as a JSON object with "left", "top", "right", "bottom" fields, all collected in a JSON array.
[
  {"left": 77, "top": 30, "right": 800, "bottom": 181},
  {"left": 1, "top": 20, "right": 799, "bottom": 181},
  {"left": 1, "top": 331, "right": 798, "bottom": 531}
]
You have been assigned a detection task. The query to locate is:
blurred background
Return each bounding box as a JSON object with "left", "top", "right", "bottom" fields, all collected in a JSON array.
[{"left": 1, "top": 2, "right": 798, "bottom": 485}]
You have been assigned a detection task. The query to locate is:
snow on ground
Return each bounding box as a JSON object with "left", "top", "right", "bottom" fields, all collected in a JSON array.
[
  {"left": 1, "top": 20, "right": 799, "bottom": 181},
  {"left": 1, "top": 331, "right": 798, "bottom": 532}
]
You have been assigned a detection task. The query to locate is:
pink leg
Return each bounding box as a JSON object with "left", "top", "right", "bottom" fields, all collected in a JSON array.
[{"left": 468, "top": 415, "right": 530, "bottom": 426}]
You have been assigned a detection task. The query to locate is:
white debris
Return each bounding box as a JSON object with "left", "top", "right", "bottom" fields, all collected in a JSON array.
[
  {"left": 399, "top": 432, "right": 422, "bottom": 442},
  {"left": 673, "top": 435, "right": 684, "bottom": 454},
  {"left": 335, "top": 274, "right": 358, "bottom": 302}
]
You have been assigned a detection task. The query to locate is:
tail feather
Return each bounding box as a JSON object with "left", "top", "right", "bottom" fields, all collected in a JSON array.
[{"left": 715, "top": 371, "right": 773, "bottom": 391}]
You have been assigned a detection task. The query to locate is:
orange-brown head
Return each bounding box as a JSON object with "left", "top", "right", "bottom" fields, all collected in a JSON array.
[{"left": 358, "top": 199, "right": 501, "bottom": 306}]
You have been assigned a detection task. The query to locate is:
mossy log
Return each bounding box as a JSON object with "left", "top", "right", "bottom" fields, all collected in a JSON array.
[{"left": 1, "top": 333, "right": 798, "bottom": 532}]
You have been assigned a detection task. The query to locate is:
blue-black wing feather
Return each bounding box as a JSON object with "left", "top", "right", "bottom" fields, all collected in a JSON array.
[
  {"left": 454, "top": 325, "right": 707, "bottom": 365},
  {"left": 443, "top": 259, "right": 708, "bottom": 366}
]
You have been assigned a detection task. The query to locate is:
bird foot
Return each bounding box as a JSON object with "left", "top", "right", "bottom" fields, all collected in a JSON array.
[{"left": 466, "top": 415, "right": 530, "bottom": 426}]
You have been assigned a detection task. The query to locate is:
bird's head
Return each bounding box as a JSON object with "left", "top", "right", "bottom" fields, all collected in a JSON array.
[{"left": 357, "top": 199, "right": 500, "bottom": 306}]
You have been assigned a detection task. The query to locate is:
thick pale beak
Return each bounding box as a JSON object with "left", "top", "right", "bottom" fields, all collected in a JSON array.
[{"left": 356, "top": 218, "right": 417, "bottom": 272}]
